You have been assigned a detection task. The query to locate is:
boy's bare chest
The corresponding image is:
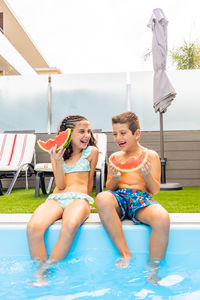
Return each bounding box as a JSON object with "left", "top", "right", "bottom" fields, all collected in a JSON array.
[
  {"left": 118, "top": 171, "right": 147, "bottom": 192},
  {"left": 120, "top": 171, "right": 143, "bottom": 183}
]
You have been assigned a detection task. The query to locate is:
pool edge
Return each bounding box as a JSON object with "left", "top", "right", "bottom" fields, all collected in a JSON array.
[{"left": 0, "top": 213, "right": 200, "bottom": 225}]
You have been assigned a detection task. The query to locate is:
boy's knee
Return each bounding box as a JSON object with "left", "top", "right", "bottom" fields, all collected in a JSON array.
[
  {"left": 96, "top": 191, "right": 112, "bottom": 209},
  {"left": 96, "top": 191, "right": 105, "bottom": 206},
  {"left": 154, "top": 209, "right": 170, "bottom": 231},
  {"left": 161, "top": 211, "right": 170, "bottom": 230}
]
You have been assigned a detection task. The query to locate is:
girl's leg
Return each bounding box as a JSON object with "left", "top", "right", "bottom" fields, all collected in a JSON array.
[
  {"left": 49, "top": 198, "right": 90, "bottom": 261},
  {"left": 27, "top": 200, "right": 63, "bottom": 260}
]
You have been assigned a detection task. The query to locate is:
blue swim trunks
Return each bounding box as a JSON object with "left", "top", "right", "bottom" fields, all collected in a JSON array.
[{"left": 109, "top": 189, "right": 158, "bottom": 224}]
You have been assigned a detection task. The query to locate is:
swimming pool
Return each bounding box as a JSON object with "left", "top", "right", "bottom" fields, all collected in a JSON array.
[{"left": 0, "top": 223, "right": 200, "bottom": 299}]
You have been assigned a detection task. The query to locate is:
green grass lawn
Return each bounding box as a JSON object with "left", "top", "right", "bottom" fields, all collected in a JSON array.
[
  {"left": 153, "top": 186, "right": 200, "bottom": 213},
  {"left": 0, "top": 186, "right": 199, "bottom": 213}
]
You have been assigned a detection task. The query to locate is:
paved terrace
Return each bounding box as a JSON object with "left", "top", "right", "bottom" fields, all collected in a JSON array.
[{"left": 0, "top": 213, "right": 200, "bottom": 225}]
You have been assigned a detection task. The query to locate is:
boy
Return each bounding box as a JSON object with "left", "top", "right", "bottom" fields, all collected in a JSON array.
[{"left": 96, "top": 112, "right": 170, "bottom": 284}]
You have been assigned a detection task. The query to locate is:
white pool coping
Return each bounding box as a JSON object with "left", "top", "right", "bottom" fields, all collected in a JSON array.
[{"left": 0, "top": 213, "right": 200, "bottom": 225}]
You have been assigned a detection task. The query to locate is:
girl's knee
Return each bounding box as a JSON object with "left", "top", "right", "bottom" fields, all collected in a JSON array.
[
  {"left": 27, "top": 219, "right": 45, "bottom": 237},
  {"left": 60, "top": 219, "right": 80, "bottom": 237}
]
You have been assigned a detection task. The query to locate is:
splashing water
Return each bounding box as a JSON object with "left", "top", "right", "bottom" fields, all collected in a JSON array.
[{"left": 0, "top": 250, "right": 200, "bottom": 300}]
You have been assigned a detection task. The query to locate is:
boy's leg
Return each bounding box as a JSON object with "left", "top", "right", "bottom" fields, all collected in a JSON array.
[
  {"left": 49, "top": 198, "right": 90, "bottom": 261},
  {"left": 135, "top": 203, "right": 170, "bottom": 259},
  {"left": 96, "top": 191, "right": 131, "bottom": 262},
  {"left": 27, "top": 200, "right": 63, "bottom": 260},
  {"left": 135, "top": 203, "right": 170, "bottom": 284}
]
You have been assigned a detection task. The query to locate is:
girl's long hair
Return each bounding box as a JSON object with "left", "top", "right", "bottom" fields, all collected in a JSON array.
[{"left": 58, "top": 115, "right": 97, "bottom": 160}]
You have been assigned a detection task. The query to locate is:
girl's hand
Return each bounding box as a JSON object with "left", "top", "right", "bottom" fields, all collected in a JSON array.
[
  {"left": 140, "top": 160, "right": 152, "bottom": 177},
  {"left": 49, "top": 145, "right": 65, "bottom": 162},
  {"left": 108, "top": 164, "right": 121, "bottom": 180}
]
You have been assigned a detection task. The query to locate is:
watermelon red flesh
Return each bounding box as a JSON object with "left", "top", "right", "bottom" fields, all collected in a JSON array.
[
  {"left": 37, "top": 129, "right": 71, "bottom": 152},
  {"left": 109, "top": 149, "right": 148, "bottom": 172}
]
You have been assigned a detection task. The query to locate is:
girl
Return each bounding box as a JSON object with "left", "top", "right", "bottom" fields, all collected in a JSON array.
[{"left": 27, "top": 115, "right": 99, "bottom": 285}]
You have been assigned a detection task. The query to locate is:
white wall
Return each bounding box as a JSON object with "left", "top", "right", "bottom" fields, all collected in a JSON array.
[
  {"left": 130, "top": 70, "right": 200, "bottom": 131},
  {"left": 0, "top": 70, "right": 199, "bottom": 133}
]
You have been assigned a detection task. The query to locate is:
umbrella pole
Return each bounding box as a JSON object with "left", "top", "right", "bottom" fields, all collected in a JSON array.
[
  {"left": 160, "top": 112, "right": 166, "bottom": 183},
  {"left": 159, "top": 112, "right": 182, "bottom": 190},
  {"left": 159, "top": 112, "right": 164, "bottom": 160}
]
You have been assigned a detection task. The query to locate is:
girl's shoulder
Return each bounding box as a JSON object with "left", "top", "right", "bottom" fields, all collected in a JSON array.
[
  {"left": 85, "top": 145, "right": 99, "bottom": 162},
  {"left": 83, "top": 145, "right": 98, "bottom": 158},
  {"left": 90, "top": 145, "right": 99, "bottom": 156}
]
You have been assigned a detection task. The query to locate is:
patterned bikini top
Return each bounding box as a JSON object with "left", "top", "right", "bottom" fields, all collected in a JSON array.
[{"left": 63, "top": 146, "right": 91, "bottom": 174}]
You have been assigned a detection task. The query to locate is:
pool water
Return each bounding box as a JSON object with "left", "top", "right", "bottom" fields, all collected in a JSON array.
[
  {"left": 0, "top": 224, "right": 200, "bottom": 299},
  {"left": 1, "top": 251, "right": 200, "bottom": 299}
]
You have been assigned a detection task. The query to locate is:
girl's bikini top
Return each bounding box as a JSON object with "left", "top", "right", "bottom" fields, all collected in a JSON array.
[{"left": 63, "top": 146, "right": 91, "bottom": 174}]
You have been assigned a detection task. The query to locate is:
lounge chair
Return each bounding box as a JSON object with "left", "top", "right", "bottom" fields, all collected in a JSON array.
[
  {"left": 34, "top": 132, "right": 107, "bottom": 197},
  {"left": 0, "top": 132, "right": 36, "bottom": 195},
  {"left": 34, "top": 163, "right": 54, "bottom": 197},
  {"left": 93, "top": 132, "right": 107, "bottom": 194}
]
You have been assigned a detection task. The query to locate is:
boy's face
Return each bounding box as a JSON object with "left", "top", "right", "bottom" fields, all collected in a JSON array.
[{"left": 112, "top": 123, "right": 140, "bottom": 151}]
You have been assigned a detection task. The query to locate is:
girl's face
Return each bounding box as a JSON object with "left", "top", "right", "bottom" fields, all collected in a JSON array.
[
  {"left": 71, "top": 120, "right": 92, "bottom": 149},
  {"left": 112, "top": 123, "right": 140, "bottom": 152}
]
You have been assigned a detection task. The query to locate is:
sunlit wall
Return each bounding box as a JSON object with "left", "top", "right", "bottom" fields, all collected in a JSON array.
[
  {"left": 0, "top": 75, "right": 48, "bottom": 132},
  {"left": 0, "top": 70, "right": 199, "bottom": 133},
  {"left": 130, "top": 70, "right": 200, "bottom": 131}
]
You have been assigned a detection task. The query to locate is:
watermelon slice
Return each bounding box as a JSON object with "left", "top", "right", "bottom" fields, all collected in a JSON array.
[
  {"left": 37, "top": 129, "right": 71, "bottom": 152},
  {"left": 109, "top": 149, "right": 148, "bottom": 172}
]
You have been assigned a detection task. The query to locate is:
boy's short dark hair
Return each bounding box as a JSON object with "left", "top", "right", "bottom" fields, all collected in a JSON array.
[{"left": 112, "top": 112, "right": 140, "bottom": 135}]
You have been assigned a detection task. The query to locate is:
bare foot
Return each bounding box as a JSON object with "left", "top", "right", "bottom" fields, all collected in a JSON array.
[
  {"left": 29, "top": 275, "right": 48, "bottom": 287},
  {"left": 30, "top": 259, "right": 55, "bottom": 287},
  {"left": 147, "top": 258, "right": 161, "bottom": 285},
  {"left": 147, "top": 270, "right": 161, "bottom": 285},
  {"left": 116, "top": 257, "right": 130, "bottom": 268}
]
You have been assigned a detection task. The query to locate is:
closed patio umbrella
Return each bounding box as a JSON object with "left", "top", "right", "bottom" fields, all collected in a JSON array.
[{"left": 148, "top": 8, "right": 182, "bottom": 190}]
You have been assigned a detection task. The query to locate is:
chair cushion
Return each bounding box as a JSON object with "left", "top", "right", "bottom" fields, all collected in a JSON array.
[
  {"left": 0, "top": 133, "right": 36, "bottom": 168},
  {"left": 94, "top": 133, "right": 107, "bottom": 170},
  {"left": 34, "top": 163, "right": 53, "bottom": 172}
]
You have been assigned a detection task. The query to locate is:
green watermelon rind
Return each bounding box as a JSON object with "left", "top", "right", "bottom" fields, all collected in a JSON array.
[
  {"left": 109, "top": 149, "right": 148, "bottom": 172},
  {"left": 37, "top": 129, "right": 71, "bottom": 153}
]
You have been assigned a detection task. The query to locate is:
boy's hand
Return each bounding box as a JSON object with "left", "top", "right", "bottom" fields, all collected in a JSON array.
[
  {"left": 49, "top": 145, "right": 65, "bottom": 162},
  {"left": 108, "top": 164, "right": 121, "bottom": 180},
  {"left": 140, "top": 160, "right": 152, "bottom": 177}
]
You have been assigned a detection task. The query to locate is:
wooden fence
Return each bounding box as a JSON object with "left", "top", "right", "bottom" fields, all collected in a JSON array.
[{"left": 1, "top": 130, "right": 200, "bottom": 190}]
